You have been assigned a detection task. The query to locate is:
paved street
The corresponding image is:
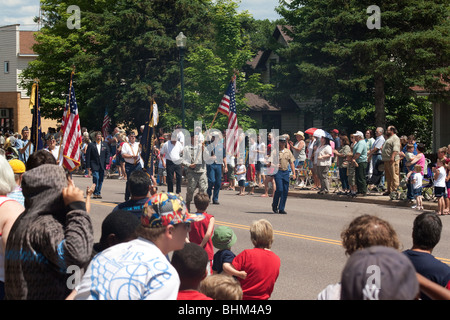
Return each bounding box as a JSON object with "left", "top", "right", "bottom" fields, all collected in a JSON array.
[{"left": 72, "top": 173, "right": 450, "bottom": 300}]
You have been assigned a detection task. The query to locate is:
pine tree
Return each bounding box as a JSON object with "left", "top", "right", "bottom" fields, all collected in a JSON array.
[{"left": 275, "top": 0, "right": 450, "bottom": 129}]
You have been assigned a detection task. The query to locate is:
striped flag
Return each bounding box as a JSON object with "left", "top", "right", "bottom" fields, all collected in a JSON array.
[
  {"left": 61, "top": 72, "right": 82, "bottom": 172},
  {"left": 222, "top": 77, "right": 239, "bottom": 156},
  {"left": 102, "top": 109, "right": 111, "bottom": 138},
  {"left": 218, "top": 81, "right": 233, "bottom": 116}
]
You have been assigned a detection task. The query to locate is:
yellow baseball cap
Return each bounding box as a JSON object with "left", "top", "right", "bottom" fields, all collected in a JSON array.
[{"left": 8, "top": 159, "right": 26, "bottom": 174}]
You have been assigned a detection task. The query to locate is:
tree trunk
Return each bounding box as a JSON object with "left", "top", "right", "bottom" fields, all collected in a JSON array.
[{"left": 374, "top": 74, "right": 386, "bottom": 129}]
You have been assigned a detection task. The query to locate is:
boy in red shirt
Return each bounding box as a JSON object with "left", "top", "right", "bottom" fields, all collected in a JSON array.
[
  {"left": 232, "top": 219, "right": 280, "bottom": 300},
  {"left": 188, "top": 192, "right": 215, "bottom": 274}
]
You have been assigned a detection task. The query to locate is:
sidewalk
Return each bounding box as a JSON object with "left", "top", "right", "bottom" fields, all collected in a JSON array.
[{"left": 251, "top": 185, "right": 440, "bottom": 212}]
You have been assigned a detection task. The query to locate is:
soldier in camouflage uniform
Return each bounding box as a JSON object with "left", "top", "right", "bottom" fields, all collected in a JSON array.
[{"left": 182, "top": 132, "right": 208, "bottom": 212}]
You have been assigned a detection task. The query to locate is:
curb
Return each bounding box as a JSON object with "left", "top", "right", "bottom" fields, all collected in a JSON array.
[{"left": 252, "top": 187, "right": 439, "bottom": 211}]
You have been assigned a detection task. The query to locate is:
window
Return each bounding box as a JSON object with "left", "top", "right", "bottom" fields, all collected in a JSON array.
[
  {"left": 4, "top": 61, "right": 9, "bottom": 74},
  {"left": 0, "top": 108, "right": 14, "bottom": 133}
]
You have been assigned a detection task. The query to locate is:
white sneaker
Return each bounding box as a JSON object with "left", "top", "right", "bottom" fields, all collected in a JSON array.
[{"left": 411, "top": 205, "right": 417, "bottom": 209}]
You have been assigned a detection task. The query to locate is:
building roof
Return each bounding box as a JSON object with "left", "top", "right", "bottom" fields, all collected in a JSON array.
[
  {"left": 244, "top": 93, "right": 280, "bottom": 112},
  {"left": 247, "top": 25, "right": 293, "bottom": 71},
  {"left": 273, "top": 25, "right": 293, "bottom": 45},
  {"left": 19, "top": 31, "right": 37, "bottom": 55}
]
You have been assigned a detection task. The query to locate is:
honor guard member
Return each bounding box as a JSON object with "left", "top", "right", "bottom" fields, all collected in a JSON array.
[
  {"left": 16, "top": 126, "right": 34, "bottom": 164},
  {"left": 182, "top": 132, "right": 208, "bottom": 212},
  {"left": 269, "top": 136, "right": 296, "bottom": 214}
]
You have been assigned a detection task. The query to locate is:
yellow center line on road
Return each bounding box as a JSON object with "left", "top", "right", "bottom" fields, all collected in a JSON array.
[
  {"left": 90, "top": 199, "right": 450, "bottom": 264},
  {"left": 215, "top": 220, "right": 342, "bottom": 246}
]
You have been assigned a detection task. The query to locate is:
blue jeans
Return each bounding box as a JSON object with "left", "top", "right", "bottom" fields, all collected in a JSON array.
[
  {"left": 125, "top": 162, "right": 142, "bottom": 200},
  {"left": 339, "top": 167, "right": 349, "bottom": 190},
  {"left": 273, "top": 170, "right": 290, "bottom": 211},
  {"left": 92, "top": 170, "right": 105, "bottom": 196},
  {"left": 207, "top": 164, "right": 222, "bottom": 202}
]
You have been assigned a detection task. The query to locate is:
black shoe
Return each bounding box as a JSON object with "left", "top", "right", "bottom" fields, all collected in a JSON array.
[
  {"left": 213, "top": 201, "right": 220, "bottom": 205},
  {"left": 97, "top": 194, "right": 102, "bottom": 199},
  {"left": 272, "top": 205, "right": 278, "bottom": 214},
  {"left": 278, "top": 210, "right": 287, "bottom": 214}
]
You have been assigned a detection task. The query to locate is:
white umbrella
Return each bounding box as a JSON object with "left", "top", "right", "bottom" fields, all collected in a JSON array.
[{"left": 313, "top": 129, "right": 325, "bottom": 138}]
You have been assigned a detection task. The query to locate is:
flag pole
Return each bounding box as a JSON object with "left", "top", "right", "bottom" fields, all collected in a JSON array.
[
  {"left": 150, "top": 98, "right": 157, "bottom": 175},
  {"left": 32, "top": 79, "right": 39, "bottom": 152},
  {"left": 209, "top": 109, "right": 219, "bottom": 130},
  {"left": 59, "top": 66, "right": 76, "bottom": 163}
]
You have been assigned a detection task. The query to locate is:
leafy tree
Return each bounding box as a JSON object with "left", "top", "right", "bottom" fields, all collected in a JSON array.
[
  {"left": 21, "top": 0, "right": 212, "bottom": 132},
  {"left": 183, "top": 0, "right": 273, "bottom": 132}
]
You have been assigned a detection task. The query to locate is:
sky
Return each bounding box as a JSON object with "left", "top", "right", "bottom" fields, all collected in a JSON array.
[{"left": 0, "top": 0, "right": 282, "bottom": 30}]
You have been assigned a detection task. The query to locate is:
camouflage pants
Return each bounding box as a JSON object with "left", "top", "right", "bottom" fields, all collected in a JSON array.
[{"left": 185, "top": 171, "right": 208, "bottom": 208}]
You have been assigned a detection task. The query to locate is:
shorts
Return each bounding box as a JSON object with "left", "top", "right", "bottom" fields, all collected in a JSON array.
[
  {"left": 413, "top": 187, "right": 423, "bottom": 197},
  {"left": 158, "top": 167, "right": 167, "bottom": 177},
  {"left": 347, "top": 166, "right": 356, "bottom": 186},
  {"left": 238, "top": 179, "right": 245, "bottom": 187},
  {"left": 295, "top": 160, "right": 305, "bottom": 169},
  {"left": 227, "top": 164, "right": 235, "bottom": 181},
  {"left": 255, "top": 160, "right": 263, "bottom": 173},
  {"left": 434, "top": 186, "right": 446, "bottom": 198}
]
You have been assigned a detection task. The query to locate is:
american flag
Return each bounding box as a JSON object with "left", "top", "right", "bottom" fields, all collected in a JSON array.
[
  {"left": 61, "top": 76, "right": 82, "bottom": 172},
  {"left": 221, "top": 78, "right": 239, "bottom": 156},
  {"left": 218, "top": 81, "right": 233, "bottom": 116},
  {"left": 102, "top": 109, "right": 111, "bottom": 138}
]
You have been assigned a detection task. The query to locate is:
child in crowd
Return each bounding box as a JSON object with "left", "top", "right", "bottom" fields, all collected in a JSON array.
[
  {"left": 199, "top": 274, "right": 243, "bottom": 300},
  {"left": 188, "top": 192, "right": 215, "bottom": 275},
  {"left": 346, "top": 152, "right": 358, "bottom": 198},
  {"left": 171, "top": 243, "right": 213, "bottom": 300},
  {"left": 212, "top": 226, "right": 247, "bottom": 279},
  {"left": 409, "top": 165, "right": 423, "bottom": 211},
  {"left": 236, "top": 159, "right": 247, "bottom": 196},
  {"left": 433, "top": 158, "right": 447, "bottom": 215},
  {"left": 246, "top": 161, "right": 256, "bottom": 195},
  {"left": 231, "top": 219, "right": 281, "bottom": 300},
  {"left": 404, "top": 144, "right": 415, "bottom": 165}
]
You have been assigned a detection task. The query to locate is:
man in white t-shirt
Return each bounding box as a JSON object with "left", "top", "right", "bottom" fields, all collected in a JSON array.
[
  {"left": 121, "top": 131, "right": 144, "bottom": 201},
  {"left": 74, "top": 192, "right": 205, "bottom": 300},
  {"left": 160, "top": 133, "right": 183, "bottom": 194}
]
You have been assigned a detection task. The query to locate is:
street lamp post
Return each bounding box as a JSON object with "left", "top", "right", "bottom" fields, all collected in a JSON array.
[{"left": 176, "top": 32, "right": 187, "bottom": 128}]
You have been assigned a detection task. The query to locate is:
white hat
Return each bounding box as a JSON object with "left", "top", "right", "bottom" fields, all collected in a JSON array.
[{"left": 353, "top": 131, "right": 364, "bottom": 138}]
